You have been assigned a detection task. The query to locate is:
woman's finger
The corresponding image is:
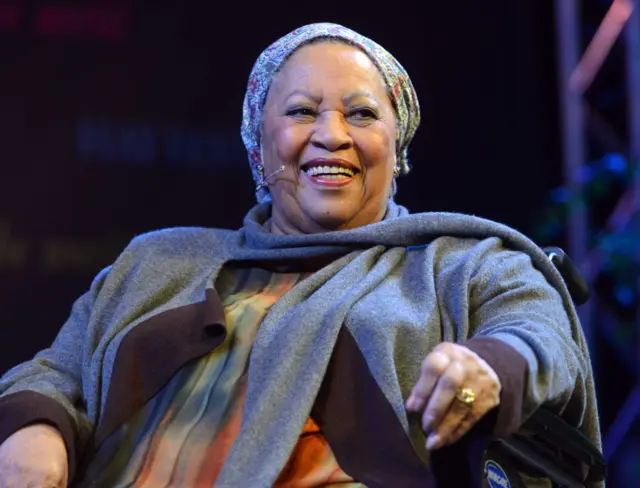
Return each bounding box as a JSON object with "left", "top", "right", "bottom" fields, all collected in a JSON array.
[
  {"left": 444, "top": 407, "right": 483, "bottom": 446},
  {"left": 427, "top": 397, "right": 472, "bottom": 450},
  {"left": 406, "top": 350, "right": 451, "bottom": 412},
  {"left": 420, "top": 360, "right": 466, "bottom": 434},
  {"left": 444, "top": 380, "right": 500, "bottom": 446}
]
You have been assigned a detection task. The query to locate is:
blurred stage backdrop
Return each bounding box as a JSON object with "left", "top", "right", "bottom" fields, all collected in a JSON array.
[{"left": 0, "top": 0, "right": 637, "bottom": 485}]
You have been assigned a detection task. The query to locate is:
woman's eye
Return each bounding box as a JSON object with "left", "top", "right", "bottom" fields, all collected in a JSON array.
[
  {"left": 350, "top": 108, "right": 377, "bottom": 119},
  {"left": 287, "top": 108, "right": 316, "bottom": 117}
]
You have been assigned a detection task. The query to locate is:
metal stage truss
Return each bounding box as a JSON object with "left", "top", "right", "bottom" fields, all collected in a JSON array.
[{"left": 555, "top": 0, "right": 640, "bottom": 466}]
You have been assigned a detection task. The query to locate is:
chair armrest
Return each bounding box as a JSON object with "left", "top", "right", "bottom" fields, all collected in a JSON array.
[
  {"left": 543, "top": 246, "right": 590, "bottom": 305},
  {"left": 520, "top": 408, "right": 606, "bottom": 482},
  {"left": 489, "top": 436, "right": 586, "bottom": 488}
]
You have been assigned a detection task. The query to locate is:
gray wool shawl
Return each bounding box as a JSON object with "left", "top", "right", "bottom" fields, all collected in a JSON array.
[{"left": 0, "top": 201, "right": 600, "bottom": 487}]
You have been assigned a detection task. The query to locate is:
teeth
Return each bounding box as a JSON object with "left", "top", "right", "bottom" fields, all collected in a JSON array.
[
  {"left": 316, "top": 174, "right": 348, "bottom": 179},
  {"left": 304, "top": 165, "right": 355, "bottom": 177}
]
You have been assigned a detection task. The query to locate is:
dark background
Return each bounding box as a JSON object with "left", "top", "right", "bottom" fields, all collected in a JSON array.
[{"left": 0, "top": 0, "right": 635, "bottom": 484}]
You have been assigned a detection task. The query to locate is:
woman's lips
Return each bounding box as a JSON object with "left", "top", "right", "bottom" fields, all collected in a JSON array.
[{"left": 300, "top": 169, "right": 356, "bottom": 187}]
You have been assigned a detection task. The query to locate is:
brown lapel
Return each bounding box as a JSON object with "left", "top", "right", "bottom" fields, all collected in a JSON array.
[
  {"left": 94, "top": 288, "right": 227, "bottom": 447},
  {"left": 311, "top": 327, "right": 436, "bottom": 487},
  {"left": 312, "top": 327, "right": 492, "bottom": 488}
]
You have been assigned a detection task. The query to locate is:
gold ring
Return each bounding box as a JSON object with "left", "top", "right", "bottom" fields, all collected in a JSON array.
[{"left": 455, "top": 387, "right": 476, "bottom": 407}]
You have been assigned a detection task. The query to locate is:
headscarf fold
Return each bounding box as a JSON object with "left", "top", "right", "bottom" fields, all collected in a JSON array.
[{"left": 241, "top": 22, "right": 421, "bottom": 202}]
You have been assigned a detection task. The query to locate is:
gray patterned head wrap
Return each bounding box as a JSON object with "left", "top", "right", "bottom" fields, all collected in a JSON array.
[{"left": 241, "top": 22, "right": 421, "bottom": 202}]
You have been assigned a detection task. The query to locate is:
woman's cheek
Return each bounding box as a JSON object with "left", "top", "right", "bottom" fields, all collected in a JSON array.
[
  {"left": 276, "top": 124, "right": 309, "bottom": 163},
  {"left": 358, "top": 133, "right": 395, "bottom": 174}
]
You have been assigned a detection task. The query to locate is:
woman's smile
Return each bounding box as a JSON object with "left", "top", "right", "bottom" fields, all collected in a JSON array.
[{"left": 300, "top": 158, "right": 360, "bottom": 188}]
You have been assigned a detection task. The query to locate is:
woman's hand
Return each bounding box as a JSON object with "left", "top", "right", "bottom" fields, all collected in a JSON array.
[
  {"left": 0, "top": 423, "right": 68, "bottom": 488},
  {"left": 406, "top": 342, "right": 501, "bottom": 450}
]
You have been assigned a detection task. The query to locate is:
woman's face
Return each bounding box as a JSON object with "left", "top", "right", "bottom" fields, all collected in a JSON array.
[{"left": 261, "top": 42, "right": 397, "bottom": 234}]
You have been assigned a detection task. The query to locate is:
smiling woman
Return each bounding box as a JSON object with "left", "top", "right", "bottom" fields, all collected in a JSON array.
[
  {"left": 261, "top": 42, "right": 399, "bottom": 233},
  {"left": 0, "top": 22, "right": 600, "bottom": 488}
]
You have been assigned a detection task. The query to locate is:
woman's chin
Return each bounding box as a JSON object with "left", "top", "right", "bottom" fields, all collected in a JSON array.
[{"left": 302, "top": 205, "right": 358, "bottom": 231}]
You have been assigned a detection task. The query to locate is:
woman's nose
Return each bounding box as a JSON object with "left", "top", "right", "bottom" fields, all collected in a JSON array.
[{"left": 310, "top": 113, "right": 353, "bottom": 152}]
